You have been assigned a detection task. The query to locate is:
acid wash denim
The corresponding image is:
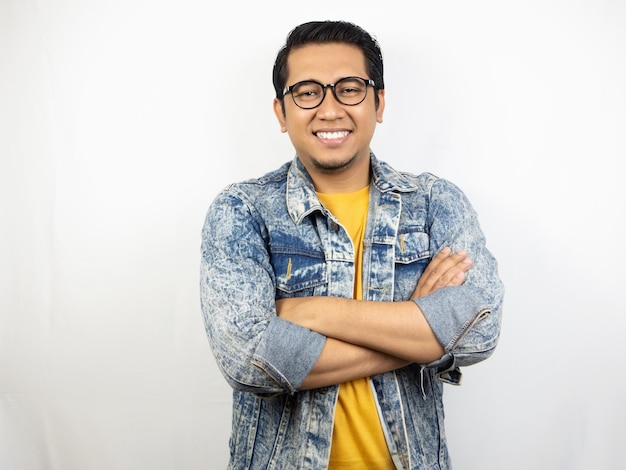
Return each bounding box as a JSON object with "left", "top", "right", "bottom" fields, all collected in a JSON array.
[{"left": 200, "top": 153, "right": 504, "bottom": 470}]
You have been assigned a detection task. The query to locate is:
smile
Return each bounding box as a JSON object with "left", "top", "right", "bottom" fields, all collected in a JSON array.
[{"left": 315, "top": 131, "right": 350, "bottom": 140}]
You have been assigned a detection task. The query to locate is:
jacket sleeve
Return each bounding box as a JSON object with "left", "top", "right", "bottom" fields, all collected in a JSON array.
[
  {"left": 414, "top": 177, "right": 504, "bottom": 372},
  {"left": 200, "top": 188, "right": 326, "bottom": 396}
]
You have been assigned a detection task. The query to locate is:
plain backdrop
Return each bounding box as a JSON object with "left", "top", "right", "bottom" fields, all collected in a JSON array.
[{"left": 2, "top": 1, "right": 625, "bottom": 469}]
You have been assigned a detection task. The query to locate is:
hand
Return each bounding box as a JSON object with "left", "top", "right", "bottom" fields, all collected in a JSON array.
[{"left": 411, "top": 247, "right": 472, "bottom": 299}]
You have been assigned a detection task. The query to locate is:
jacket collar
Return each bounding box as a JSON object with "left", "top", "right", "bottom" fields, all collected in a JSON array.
[{"left": 286, "top": 152, "right": 417, "bottom": 224}]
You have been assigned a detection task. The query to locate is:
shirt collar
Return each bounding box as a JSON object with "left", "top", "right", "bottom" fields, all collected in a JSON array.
[{"left": 286, "top": 152, "right": 418, "bottom": 224}]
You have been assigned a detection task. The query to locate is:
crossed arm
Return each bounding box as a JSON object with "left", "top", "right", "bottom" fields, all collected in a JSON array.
[{"left": 276, "top": 248, "right": 472, "bottom": 390}]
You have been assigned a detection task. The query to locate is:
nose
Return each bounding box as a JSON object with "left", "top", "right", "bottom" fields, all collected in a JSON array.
[{"left": 317, "top": 86, "right": 344, "bottom": 117}]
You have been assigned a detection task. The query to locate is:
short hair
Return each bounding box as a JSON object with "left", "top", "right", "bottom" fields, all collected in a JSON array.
[{"left": 272, "top": 20, "right": 384, "bottom": 108}]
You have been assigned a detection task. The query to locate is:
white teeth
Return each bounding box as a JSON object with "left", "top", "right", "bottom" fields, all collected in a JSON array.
[{"left": 316, "top": 131, "right": 349, "bottom": 139}]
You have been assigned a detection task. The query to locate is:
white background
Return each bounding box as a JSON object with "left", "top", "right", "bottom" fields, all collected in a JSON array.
[{"left": 2, "top": 1, "right": 625, "bottom": 469}]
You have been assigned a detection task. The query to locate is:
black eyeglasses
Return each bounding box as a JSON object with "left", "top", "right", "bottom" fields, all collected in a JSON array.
[{"left": 283, "top": 76, "right": 376, "bottom": 109}]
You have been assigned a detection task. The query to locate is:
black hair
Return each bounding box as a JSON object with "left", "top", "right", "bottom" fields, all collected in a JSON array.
[{"left": 272, "top": 20, "right": 384, "bottom": 108}]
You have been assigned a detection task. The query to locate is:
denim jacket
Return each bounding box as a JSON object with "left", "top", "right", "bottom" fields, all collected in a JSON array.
[{"left": 200, "top": 154, "right": 504, "bottom": 469}]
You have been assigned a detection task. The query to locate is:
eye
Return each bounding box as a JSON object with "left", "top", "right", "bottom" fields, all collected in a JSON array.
[
  {"left": 299, "top": 90, "right": 319, "bottom": 97},
  {"left": 292, "top": 82, "right": 323, "bottom": 101},
  {"left": 337, "top": 86, "right": 360, "bottom": 95},
  {"left": 336, "top": 79, "right": 365, "bottom": 96}
]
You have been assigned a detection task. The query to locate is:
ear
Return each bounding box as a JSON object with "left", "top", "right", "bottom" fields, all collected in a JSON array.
[
  {"left": 376, "top": 89, "right": 385, "bottom": 124},
  {"left": 273, "top": 98, "right": 288, "bottom": 133}
]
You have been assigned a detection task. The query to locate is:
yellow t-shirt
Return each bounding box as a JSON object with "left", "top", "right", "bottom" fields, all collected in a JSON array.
[{"left": 317, "top": 186, "right": 395, "bottom": 470}]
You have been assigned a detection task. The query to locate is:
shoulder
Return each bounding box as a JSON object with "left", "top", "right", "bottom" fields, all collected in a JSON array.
[
  {"left": 225, "top": 162, "right": 291, "bottom": 190},
  {"left": 203, "top": 161, "right": 290, "bottom": 227},
  {"left": 391, "top": 165, "right": 464, "bottom": 198},
  {"left": 215, "top": 161, "right": 291, "bottom": 204},
  {"left": 375, "top": 158, "right": 469, "bottom": 209}
]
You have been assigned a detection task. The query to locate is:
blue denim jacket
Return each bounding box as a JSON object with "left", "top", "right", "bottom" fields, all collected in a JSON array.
[{"left": 200, "top": 154, "right": 504, "bottom": 469}]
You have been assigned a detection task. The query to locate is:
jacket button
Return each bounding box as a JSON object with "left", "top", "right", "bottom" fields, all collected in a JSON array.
[
  {"left": 318, "top": 387, "right": 330, "bottom": 394},
  {"left": 330, "top": 222, "right": 339, "bottom": 231}
]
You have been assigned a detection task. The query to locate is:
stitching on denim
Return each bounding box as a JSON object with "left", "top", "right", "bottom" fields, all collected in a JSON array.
[{"left": 365, "top": 285, "right": 388, "bottom": 294}]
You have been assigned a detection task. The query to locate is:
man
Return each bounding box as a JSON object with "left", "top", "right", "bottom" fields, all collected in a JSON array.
[{"left": 200, "top": 20, "right": 504, "bottom": 469}]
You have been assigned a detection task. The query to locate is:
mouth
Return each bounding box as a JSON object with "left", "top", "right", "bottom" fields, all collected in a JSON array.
[{"left": 315, "top": 130, "right": 350, "bottom": 140}]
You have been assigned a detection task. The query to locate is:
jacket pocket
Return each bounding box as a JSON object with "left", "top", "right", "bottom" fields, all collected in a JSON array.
[
  {"left": 394, "top": 230, "right": 431, "bottom": 264},
  {"left": 271, "top": 247, "right": 327, "bottom": 296},
  {"left": 393, "top": 231, "right": 431, "bottom": 301}
]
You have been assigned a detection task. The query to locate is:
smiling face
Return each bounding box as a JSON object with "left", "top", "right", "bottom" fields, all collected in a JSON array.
[{"left": 273, "top": 42, "right": 385, "bottom": 193}]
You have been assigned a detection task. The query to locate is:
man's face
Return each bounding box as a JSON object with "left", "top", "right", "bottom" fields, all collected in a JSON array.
[{"left": 273, "top": 43, "right": 385, "bottom": 188}]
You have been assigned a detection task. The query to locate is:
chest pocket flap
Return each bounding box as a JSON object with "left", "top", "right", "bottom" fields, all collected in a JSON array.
[
  {"left": 271, "top": 248, "right": 327, "bottom": 294},
  {"left": 395, "top": 231, "right": 430, "bottom": 264}
]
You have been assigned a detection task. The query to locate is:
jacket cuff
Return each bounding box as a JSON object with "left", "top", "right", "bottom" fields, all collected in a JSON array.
[
  {"left": 422, "top": 353, "right": 463, "bottom": 385},
  {"left": 252, "top": 316, "right": 326, "bottom": 393},
  {"left": 413, "top": 286, "right": 490, "bottom": 351}
]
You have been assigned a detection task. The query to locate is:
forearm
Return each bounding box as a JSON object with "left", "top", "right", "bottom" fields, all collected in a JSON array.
[
  {"left": 278, "top": 297, "right": 445, "bottom": 364},
  {"left": 299, "top": 337, "right": 409, "bottom": 390}
]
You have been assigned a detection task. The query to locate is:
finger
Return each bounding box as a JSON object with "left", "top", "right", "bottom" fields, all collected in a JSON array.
[
  {"left": 413, "top": 249, "right": 472, "bottom": 297},
  {"left": 431, "top": 252, "right": 472, "bottom": 284},
  {"left": 413, "top": 247, "right": 454, "bottom": 295},
  {"left": 420, "top": 247, "right": 451, "bottom": 278},
  {"left": 423, "top": 249, "right": 468, "bottom": 284},
  {"left": 431, "top": 257, "right": 472, "bottom": 289}
]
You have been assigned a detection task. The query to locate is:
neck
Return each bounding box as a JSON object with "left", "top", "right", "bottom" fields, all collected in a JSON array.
[
  {"left": 304, "top": 155, "right": 371, "bottom": 194},
  {"left": 311, "top": 170, "right": 370, "bottom": 194}
]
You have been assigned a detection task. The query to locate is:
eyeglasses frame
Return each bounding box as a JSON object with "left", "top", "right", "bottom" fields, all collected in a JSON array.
[{"left": 282, "top": 76, "right": 376, "bottom": 110}]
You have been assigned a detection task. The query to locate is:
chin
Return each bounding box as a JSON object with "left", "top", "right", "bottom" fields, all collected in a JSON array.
[{"left": 311, "top": 154, "right": 359, "bottom": 172}]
